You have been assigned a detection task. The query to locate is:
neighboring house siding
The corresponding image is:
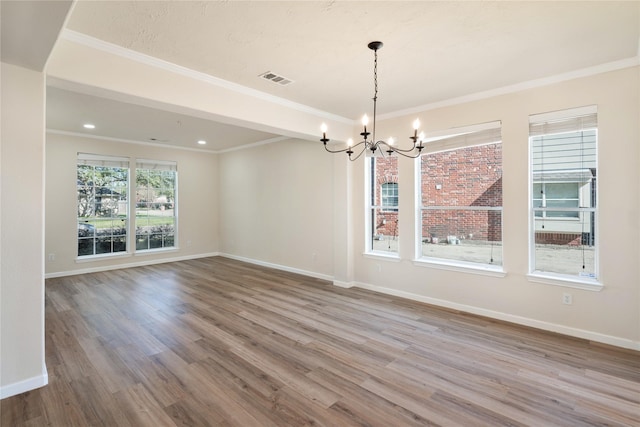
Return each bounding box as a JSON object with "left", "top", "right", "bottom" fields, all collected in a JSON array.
[{"left": 531, "top": 129, "right": 597, "bottom": 246}]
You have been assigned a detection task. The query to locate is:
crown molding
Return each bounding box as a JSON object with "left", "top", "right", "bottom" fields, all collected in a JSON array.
[
  {"left": 47, "top": 129, "right": 206, "bottom": 153},
  {"left": 379, "top": 56, "right": 640, "bottom": 120},
  {"left": 47, "top": 128, "right": 290, "bottom": 154},
  {"left": 216, "top": 136, "right": 290, "bottom": 154},
  {"left": 47, "top": 129, "right": 319, "bottom": 159},
  {"left": 60, "top": 30, "right": 352, "bottom": 125}
]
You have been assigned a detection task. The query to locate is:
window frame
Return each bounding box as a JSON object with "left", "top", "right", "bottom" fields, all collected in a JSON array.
[
  {"left": 76, "top": 153, "right": 130, "bottom": 259},
  {"left": 415, "top": 121, "right": 503, "bottom": 271},
  {"left": 528, "top": 106, "right": 600, "bottom": 288},
  {"left": 135, "top": 159, "right": 178, "bottom": 253},
  {"left": 365, "top": 155, "right": 400, "bottom": 257}
]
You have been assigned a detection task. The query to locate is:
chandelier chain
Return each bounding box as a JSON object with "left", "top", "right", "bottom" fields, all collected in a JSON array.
[
  {"left": 372, "top": 49, "right": 378, "bottom": 144},
  {"left": 373, "top": 49, "right": 378, "bottom": 102}
]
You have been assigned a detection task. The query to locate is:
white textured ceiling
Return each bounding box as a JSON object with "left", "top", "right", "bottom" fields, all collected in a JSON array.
[
  {"left": 46, "top": 86, "right": 283, "bottom": 151},
  {"left": 35, "top": 1, "right": 640, "bottom": 150}
]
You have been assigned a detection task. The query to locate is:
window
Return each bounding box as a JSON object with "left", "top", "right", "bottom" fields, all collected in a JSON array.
[
  {"left": 381, "top": 182, "right": 398, "bottom": 211},
  {"left": 135, "top": 160, "right": 177, "bottom": 251},
  {"left": 533, "top": 183, "right": 579, "bottom": 218},
  {"left": 77, "top": 154, "right": 129, "bottom": 257},
  {"left": 418, "top": 122, "right": 502, "bottom": 267},
  {"left": 529, "top": 106, "right": 597, "bottom": 280},
  {"left": 367, "top": 156, "right": 398, "bottom": 254}
]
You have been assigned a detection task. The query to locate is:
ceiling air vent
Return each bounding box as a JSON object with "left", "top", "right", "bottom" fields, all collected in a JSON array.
[{"left": 259, "top": 71, "right": 293, "bottom": 86}]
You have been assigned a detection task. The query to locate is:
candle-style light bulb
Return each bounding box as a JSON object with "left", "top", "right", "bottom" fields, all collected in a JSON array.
[
  {"left": 347, "top": 138, "right": 354, "bottom": 147},
  {"left": 412, "top": 118, "right": 420, "bottom": 139},
  {"left": 362, "top": 115, "right": 369, "bottom": 127},
  {"left": 388, "top": 137, "right": 395, "bottom": 146},
  {"left": 321, "top": 123, "right": 327, "bottom": 140}
]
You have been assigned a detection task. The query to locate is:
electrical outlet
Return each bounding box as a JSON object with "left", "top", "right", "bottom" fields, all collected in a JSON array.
[
  {"left": 187, "top": 240, "right": 192, "bottom": 247},
  {"left": 562, "top": 293, "right": 573, "bottom": 305},
  {"left": 48, "top": 253, "right": 55, "bottom": 262}
]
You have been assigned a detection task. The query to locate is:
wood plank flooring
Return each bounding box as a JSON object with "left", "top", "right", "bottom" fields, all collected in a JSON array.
[{"left": 2, "top": 256, "right": 639, "bottom": 426}]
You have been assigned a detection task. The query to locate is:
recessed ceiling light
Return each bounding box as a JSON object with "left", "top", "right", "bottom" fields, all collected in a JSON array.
[
  {"left": 83, "top": 123, "right": 95, "bottom": 129},
  {"left": 197, "top": 140, "right": 207, "bottom": 145}
]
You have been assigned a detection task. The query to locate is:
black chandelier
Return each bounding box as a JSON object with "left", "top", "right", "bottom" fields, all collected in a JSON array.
[{"left": 321, "top": 41, "right": 425, "bottom": 160}]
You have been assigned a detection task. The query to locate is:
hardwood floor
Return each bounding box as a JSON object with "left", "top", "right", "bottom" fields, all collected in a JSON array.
[{"left": 2, "top": 256, "right": 639, "bottom": 426}]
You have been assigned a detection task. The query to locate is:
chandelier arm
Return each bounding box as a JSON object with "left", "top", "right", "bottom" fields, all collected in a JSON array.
[
  {"left": 395, "top": 150, "right": 423, "bottom": 159},
  {"left": 386, "top": 146, "right": 420, "bottom": 153},
  {"left": 348, "top": 145, "right": 369, "bottom": 161},
  {"left": 323, "top": 144, "right": 353, "bottom": 154},
  {"left": 348, "top": 140, "right": 370, "bottom": 152},
  {"left": 376, "top": 140, "right": 421, "bottom": 153},
  {"left": 374, "top": 140, "right": 424, "bottom": 158},
  {"left": 386, "top": 148, "right": 423, "bottom": 159},
  {"left": 324, "top": 139, "right": 369, "bottom": 154}
]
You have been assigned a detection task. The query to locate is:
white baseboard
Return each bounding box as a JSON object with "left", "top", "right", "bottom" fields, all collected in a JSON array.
[
  {"left": 352, "top": 281, "right": 640, "bottom": 351},
  {"left": 1, "top": 371, "right": 48, "bottom": 399},
  {"left": 45, "top": 252, "right": 220, "bottom": 279},
  {"left": 218, "top": 253, "right": 333, "bottom": 282},
  {"left": 332, "top": 280, "right": 354, "bottom": 288}
]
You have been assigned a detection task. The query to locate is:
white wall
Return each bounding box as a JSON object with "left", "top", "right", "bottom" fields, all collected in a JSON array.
[
  {"left": 219, "top": 138, "right": 334, "bottom": 279},
  {"left": 1, "top": 62, "right": 48, "bottom": 397},
  {"left": 215, "top": 67, "right": 639, "bottom": 349},
  {"left": 350, "top": 67, "right": 640, "bottom": 349},
  {"left": 45, "top": 133, "right": 219, "bottom": 276}
]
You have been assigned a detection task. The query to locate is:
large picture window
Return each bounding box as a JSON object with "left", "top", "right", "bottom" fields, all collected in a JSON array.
[
  {"left": 77, "top": 154, "right": 129, "bottom": 257},
  {"left": 135, "top": 160, "right": 177, "bottom": 251},
  {"left": 418, "top": 122, "right": 502, "bottom": 267},
  {"left": 529, "top": 107, "right": 597, "bottom": 280},
  {"left": 367, "top": 156, "right": 398, "bottom": 254}
]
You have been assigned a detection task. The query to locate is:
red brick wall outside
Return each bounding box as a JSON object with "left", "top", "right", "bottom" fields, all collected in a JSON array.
[
  {"left": 535, "top": 232, "right": 582, "bottom": 246},
  {"left": 420, "top": 143, "right": 502, "bottom": 242}
]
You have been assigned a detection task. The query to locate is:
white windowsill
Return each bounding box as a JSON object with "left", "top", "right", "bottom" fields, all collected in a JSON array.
[
  {"left": 413, "top": 257, "right": 506, "bottom": 277},
  {"left": 134, "top": 247, "right": 179, "bottom": 256},
  {"left": 527, "top": 272, "right": 603, "bottom": 291},
  {"left": 363, "top": 252, "right": 402, "bottom": 262},
  {"left": 76, "top": 252, "right": 131, "bottom": 263}
]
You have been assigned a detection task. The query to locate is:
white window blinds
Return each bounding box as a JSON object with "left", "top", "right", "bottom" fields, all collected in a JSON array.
[
  {"left": 529, "top": 105, "right": 597, "bottom": 136},
  {"left": 136, "top": 159, "right": 177, "bottom": 171},
  {"left": 421, "top": 120, "right": 502, "bottom": 154},
  {"left": 77, "top": 153, "right": 129, "bottom": 168}
]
